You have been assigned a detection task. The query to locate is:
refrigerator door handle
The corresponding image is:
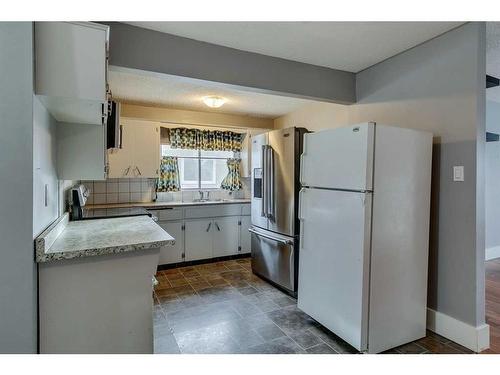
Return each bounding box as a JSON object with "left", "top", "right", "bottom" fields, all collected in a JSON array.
[
  {"left": 268, "top": 146, "right": 275, "bottom": 220},
  {"left": 248, "top": 227, "right": 293, "bottom": 246},
  {"left": 261, "top": 145, "right": 267, "bottom": 217}
]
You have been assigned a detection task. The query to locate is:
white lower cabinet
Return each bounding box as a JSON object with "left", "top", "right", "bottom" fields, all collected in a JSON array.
[
  {"left": 184, "top": 219, "right": 214, "bottom": 261},
  {"left": 154, "top": 204, "right": 251, "bottom": 266},
  {"left": 240, "top": 216, "right": 252, "bottom": 254},
  {"left": 213, "top": 217, "right": 240, "bottom": 257},
  {"left": 159, "top": 222, "right": 184, "bottom": 264}
]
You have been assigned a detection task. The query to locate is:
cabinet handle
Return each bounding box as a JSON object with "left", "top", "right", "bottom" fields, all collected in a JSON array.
[
  {"left": 215, "top": 222, "right": 220, "bottom": 231},
  {"left": 119, "top": 125, "right": 123, "bottom": 149},
  {"left": 124, "top": 166, "right": 131, "bottom": 176},
  {"left": 206, "top": 222, "right": 212, "bottom": 232},
  {"left": 135, "top": 166, "right": 142, "bottom": 176}
]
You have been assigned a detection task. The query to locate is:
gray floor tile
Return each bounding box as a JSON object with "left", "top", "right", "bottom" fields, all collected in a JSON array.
[
  {"left": 175, "top": 327, "right": 241, "bottom": 354},
  {"left": 236, "top": 285, "right": 259, "bottom": 295},
  {"left": 269, "top": 295, "right": 297, "bottom": 307},
  {"left": 245, "top": 336, "right": 306, "bottom": 354},
  {"left": 267, "top": 307, "right": 318, "bottom": 333},
  {"left": 308, "top": 325, "right": 358, "bottom": 354},
  {"left": 306, "top": 343, "right": 338, "bottom": 354},
  {"left": 160, "top": 299, "right": 185, "bottom": 313},
  {"left": 254, "top": 323, "right": 286, "bottom": 341},
  {"left": 154, "top": 333, "right": 181, "bottom": 354},
  {"left": 154, "top": 259, "right": 471, "bottom": 355},
  {"left": 287, "top": 329, "right": 323, "bottom": 349},
  {"left": 229, "top": 299, "right": 263, "bottom": 317},
  {"left": 394, "top": 341, "right": 427, "bottom": 354},
  {"left": 242, "top": 313, "right": 276, "bottom": 329},
  {"left": 253, "top": 299, "right": 281, "bottom": 313},
  {"left": 170, "top": 308, "right": 241, "bottom": 334}
]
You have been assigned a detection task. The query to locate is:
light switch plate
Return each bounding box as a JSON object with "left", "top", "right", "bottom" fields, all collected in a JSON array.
[{"left": 453, "top": 166, "right": 464, "bottom": 182}]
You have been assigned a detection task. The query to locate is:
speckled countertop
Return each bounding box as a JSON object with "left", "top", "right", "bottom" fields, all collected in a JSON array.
[
  {"left": 35, "top": 213, "right": 175, "bottom": 263},
  {"left": 85, "top": 198, "right": 251, "bottom": 210}
]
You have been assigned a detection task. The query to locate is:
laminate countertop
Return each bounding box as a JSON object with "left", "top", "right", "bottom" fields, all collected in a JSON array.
[
  {"left": 85, "top": 198, "right": 251, "bottom": 210},
  {"left": 35, "top": 213, "right": 174, "bottom": 263}
]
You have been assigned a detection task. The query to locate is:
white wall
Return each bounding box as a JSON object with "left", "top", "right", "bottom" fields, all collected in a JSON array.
[
  {"left": 0, "top": 22, "right": 37, "bottom": 353},
  {"left": 486, "top": 100, "right": 500, "bottom": 260},
  {"left": 33, "top": 96, "right": 59, "bottom": 237},
  {"left": 276, "top": 23, "right": 486, "bottom": 332}
]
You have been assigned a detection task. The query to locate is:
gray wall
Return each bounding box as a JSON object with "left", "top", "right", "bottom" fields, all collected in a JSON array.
[
  {"left": 486, "top": 100, "right": 500, "bottom": 251},
  {"left": 352, "top": 22, "right": 486, "bottom": 327},
  {"left": 0, "top": 22, "right": 37, "bottom": 353},
  {"left": 101, "top": 22, "right": 356, "bottom": 104}
]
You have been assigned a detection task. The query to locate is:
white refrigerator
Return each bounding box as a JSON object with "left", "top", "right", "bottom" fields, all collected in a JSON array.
[{"left": 297, "top": 122, "right": 433, "bottom": 353}]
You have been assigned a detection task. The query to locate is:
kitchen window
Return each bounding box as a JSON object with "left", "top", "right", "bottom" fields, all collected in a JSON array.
[{"left": 161, "top": 145, "right": 236, "bottom": 189}]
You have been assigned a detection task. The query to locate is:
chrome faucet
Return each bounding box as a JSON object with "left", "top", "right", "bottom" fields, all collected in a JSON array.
[{"left": 197, "top": 190, "right": 210, "bottom": 201}]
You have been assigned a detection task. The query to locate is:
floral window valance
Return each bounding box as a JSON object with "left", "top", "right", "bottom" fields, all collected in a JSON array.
[{"left": 169, "top": 128, "right": 243, "bottom": 152}]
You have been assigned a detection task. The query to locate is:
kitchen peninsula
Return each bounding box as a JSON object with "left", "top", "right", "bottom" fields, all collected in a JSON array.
[{"left": 36, "top": 213, "right": 174, "bottom": 353}]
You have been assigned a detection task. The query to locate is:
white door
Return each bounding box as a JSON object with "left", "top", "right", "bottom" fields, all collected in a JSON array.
[
  {"left": 300, "top": 123, "right": 374, "bottom": 191},
  {"left": 159, "top": 222, "right": 184, "bottom": 265},
  {"left": 213, "top": 217, "right": 240, "bottom": 257},
  {"left": 297, "top": 187, "right": 372, "bottom": 352},
  {"left": 239, "top": 216, "right": 251, "bottom": 254},
  {"left": 184, "top": 219, "right": 213, "bottom": 261}
]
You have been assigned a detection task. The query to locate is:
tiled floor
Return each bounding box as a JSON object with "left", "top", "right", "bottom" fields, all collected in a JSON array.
[{"left": 153, "top": 257, "right": 472, "bottom": 354}]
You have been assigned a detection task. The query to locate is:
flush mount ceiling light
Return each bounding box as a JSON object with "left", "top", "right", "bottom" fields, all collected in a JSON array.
[{"left": 202, "top": 96, "right": 227, "bottom": 108}]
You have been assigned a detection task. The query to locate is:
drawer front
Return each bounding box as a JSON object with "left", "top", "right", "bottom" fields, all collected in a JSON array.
[
  {"left": 148, "top": 208, "right": 183, "bottom": 221},
  {"left": 241, "top": 204, "right": 251, "bottom": 216},
  {"left": 185, "top": 204, "right": 242, "bottom": 219}
]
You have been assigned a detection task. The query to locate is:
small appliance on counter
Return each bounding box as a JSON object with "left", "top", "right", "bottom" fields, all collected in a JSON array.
[
  {"left": 70, "top": 184, "right": 152, "bottom": 221},
  {"left": 70, "top": 184, "right": 89, "bottom": 220}
]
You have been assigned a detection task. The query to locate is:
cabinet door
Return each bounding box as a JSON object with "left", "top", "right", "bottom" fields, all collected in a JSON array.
[
  {"left": 185, "top": 219, "right": 213, "bottom": 261},
  {"left": 132, "top": 124, "right": 160, "bottom": 178},
  {"left": 213, "top": 217, "right": 240, "bottom": 257},
  {"left": 107, "top": 122, "right": 135, "bottom": 178},
  {"left": 240, "top": 132, "right": 251, "bottom": 178},
  {"left": 35, "top": 22, "right": 107, "bottom": 102},
  {"left": 57, "top": 123, "right": 106, "bottom": 180},
  {"left": 159, "top": 222, "right": 184, "bottom": 265},
  {"left": 239, "top": 216, "right": 252, "bottom": 254}
]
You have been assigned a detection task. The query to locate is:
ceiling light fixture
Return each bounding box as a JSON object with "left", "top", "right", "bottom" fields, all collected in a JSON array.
[{"left": 203, "top": 96, "right": 226, "bottom": 108}]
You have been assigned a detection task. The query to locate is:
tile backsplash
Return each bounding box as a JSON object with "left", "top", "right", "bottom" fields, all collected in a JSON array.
[
  {"left": 81, "top": 177, "right": 251, "bottom": 205},
  {"left": 81, "top": 178, "right": 156, "bottom": 205}
]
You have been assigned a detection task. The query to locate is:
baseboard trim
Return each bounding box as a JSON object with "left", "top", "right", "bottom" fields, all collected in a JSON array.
[
  {"left": 427, "top": 308, "right": 490, "bottom": 352},
  {"left": 486, "top": 245, "right": 500, "bottom": 261}
]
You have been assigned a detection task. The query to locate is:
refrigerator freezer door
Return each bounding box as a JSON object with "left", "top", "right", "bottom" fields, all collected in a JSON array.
[
  {"left": 250, "top": 226, "right": 296, "bottom": 293},
  {"left": 268, "top": 128, "right": 297, "bottom": 236},
  {"left": 297, "top": 187, "right": 372, "bottom": 351},
  {"left": 300, "top": 123, "right": 374, "bottom": 191},
  {"left": 251, "top": 133, "right": 268, "bottom": 230}
]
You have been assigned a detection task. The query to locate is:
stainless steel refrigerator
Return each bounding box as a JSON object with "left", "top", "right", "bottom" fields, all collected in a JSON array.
[
  {"left": 297, "top": 122, "right": 433, "bottom": 353},
  {"left": 249, "top": 127, "right": 308, "bottom": 296}
]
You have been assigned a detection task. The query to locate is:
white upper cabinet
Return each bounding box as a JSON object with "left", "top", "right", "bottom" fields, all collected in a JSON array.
[
  {"left": 35, "top": 22, "right": 109, "bottom": 125},
  {"left": 107, "top": 119, "right": 160, "bottom": 178},
  {"left": 240, "top": 132, "right": 251, "bottom": 178}
]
